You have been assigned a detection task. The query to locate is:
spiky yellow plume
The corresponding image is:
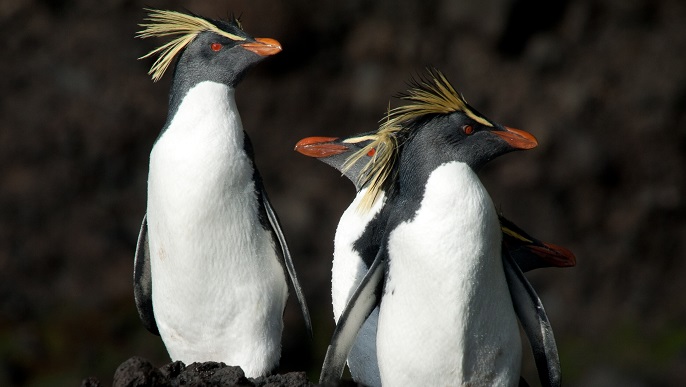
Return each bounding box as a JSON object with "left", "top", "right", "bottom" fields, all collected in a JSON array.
[
  {"left": 391, "top": 69, "right": 494, "bottom": 128},
  {"left": 342, "top": 107, "right": 401, "bottom": 211},
  {"left": 344, "top": 68, "right": 493, "bottom": 211},
  {"left": 137, "top": 9, "right": 246, "bottom": 82}
]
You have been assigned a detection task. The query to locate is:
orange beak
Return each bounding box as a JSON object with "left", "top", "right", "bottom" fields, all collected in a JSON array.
[
  {"left": 241, "top": 37, "right": 282, "bottom": 56},
  {"left": 294, "top": 137, "right": 349, "bottom": 158},
  {"left": 493, "top": 126, "right": 538, "bottom": 150}
]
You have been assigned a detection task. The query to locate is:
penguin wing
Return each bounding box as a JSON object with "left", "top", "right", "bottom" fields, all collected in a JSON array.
[
  {"left": 260, "top": 186, "right": 313, "bottom": 338},
  {"left": 133, "top": 214, "right": 159, "bottom": 335},
  {"left": 503, "top": 250, "right": 561, "bottom": 387},
  {"left": 320, "top": 248, "right": 386, "bottom": 385}
]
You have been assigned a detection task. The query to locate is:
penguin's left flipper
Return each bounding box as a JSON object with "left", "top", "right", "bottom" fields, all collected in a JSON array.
[
  {"left": 133, "top": 215, "right": 160, "bottom": 335},
  {"left": 261, "top": 187, "right": 313, "bottom": 338},
  {"left": 320, "top": 249, "right": 386, "bottom": 385},
  {"left": 503, "top": 251, "right": 561, "bottom": 387}
]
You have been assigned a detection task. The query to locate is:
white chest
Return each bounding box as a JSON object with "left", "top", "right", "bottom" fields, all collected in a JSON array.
[
  {"left": 377, "top": 161, "right": 521, "bottom": 386},
  {"left": 145, "top": 81, "right": 287, "bottom": 377},
  {"left": 148, "top": 82, "right": 266, "bottom": 277},
  {"left": 331, "top": 188, "right": 386, "bottom": 319},
  {"left": 331, "top": 188, "right": 386, "bottom": 387}
]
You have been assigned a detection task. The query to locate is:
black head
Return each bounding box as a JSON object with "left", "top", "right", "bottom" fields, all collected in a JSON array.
[
  {"left": 172, "top": 23, "right": 281, "bottom": 90},
  {"left": 138, "top": 9, "right": 281, "bottom": 106},
  {"left": 294, "top": 134, "right": 375, "bottom": 191},
  {"left": 401, "top": 108, "right": 538, "bottom": 174},
  {"left": 340, "top": 68, "right": 538, "bottom": 209}
]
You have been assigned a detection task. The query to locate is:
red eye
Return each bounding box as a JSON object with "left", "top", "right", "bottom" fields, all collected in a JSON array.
[
  {"left": 462, "top": 125, "right": 474, "bottom": 135},
  {"left": 210, "top": 43, "right": 223, "bottom": 52},
  {"left": 367, "top": 148, "right": 376, "bottom": 157}
]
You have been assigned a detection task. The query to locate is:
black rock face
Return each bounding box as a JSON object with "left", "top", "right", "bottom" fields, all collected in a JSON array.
[{"left": 85, "top": 356, "right": 362, "bottom": 387}]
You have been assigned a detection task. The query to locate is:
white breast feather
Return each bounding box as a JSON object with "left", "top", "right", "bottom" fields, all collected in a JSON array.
[
  {"left": 331, "top": 188, "right": 385, "bottom": 387},
  {"left": 146, "top": 81, "right": 287, "bottom": 377},
  {"left": 332, "top": 188, "right": 386, "bottom": 319},
  {"left": 377, "top": 161, "right": 521, "bottom": 386}
]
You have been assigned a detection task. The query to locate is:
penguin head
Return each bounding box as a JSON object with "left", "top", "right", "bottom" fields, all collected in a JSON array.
[
  {"left": 138, "top": 9, "right": 281, "bottom": 87},
  {"left": 173, "top": 25, "right": 281, "bottom": 89},
  {"left": 294, "top": 134, "right": 375, "bottom": 191},
  {"left": 338, "top": 68, "right": 538, "bottom": 210},
  {"left": 406, "top": 108, "right": 537, "bottom": 172}
]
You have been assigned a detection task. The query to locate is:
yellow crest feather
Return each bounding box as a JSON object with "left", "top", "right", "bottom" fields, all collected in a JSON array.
[
  {"left": 345, "top": 68, "right": 493, "bottom": 211},
  {"left": 342, "top": 107, "right": 401, "bottom": 211},
  {"left": 137, "top": 9, "right": 246, "bottom": 82}
]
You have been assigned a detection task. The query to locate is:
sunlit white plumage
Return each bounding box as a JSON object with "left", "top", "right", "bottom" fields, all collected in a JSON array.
[
  {"left": 331, "top": 187, "right": 386, "bottom": 386},
  {"left": 147, "top": 82, "right": 287, "bottom": 376},
  {"left": 377, "top": 161, "right": 521, "bottom": 386}
]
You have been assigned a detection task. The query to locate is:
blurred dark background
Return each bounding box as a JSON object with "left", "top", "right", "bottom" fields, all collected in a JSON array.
[{"left": 1, "top": 0, "right": 685, "bottom": 385}]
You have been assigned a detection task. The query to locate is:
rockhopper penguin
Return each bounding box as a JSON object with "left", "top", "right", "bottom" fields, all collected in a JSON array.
[
  {"left": 132, "top": 9, "right": 311, "bottom": 377},
  {"left": 297, "top": 134, "right": 388, "bottom": 387},
  {"left": 296, "top": 133, "right": 574, "bottom": 387},
  {"left": 316, "top": 68, "right": 543, "bottom": 386}
]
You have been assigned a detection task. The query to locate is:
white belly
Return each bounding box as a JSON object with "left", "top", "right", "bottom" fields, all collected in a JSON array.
[
  {"left": 331, "top": 188, "right": 385, "bottom": 387},
  {"left": 146, "top": 82, "right": 287, "bottom": 377},
  {"left": 377, "top": 162, "right": 521, "bottom": 386}
]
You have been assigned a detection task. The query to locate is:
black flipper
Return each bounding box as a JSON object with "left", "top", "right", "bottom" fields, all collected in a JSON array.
[
  {"left": 319, "top": 249, "right": 386, "bottom": 385},
  {"left": 503, "top": 251, "right": 561, "bottom": 387},
  {"left": 261, "top": 187, "right": 313, "bottom": 338},
  {"left": 133, "top": 215, "right": 159, "bottom": 335}
]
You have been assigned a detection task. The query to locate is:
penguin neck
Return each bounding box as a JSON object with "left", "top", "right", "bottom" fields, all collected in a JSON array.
[
  {"left": 165, "top": 63, "right": 240, "bottom": 129},
  {"left": 149, "top": 81, "right": 252, "bottom": 213},
  {"left": 166, "top": 69, "right": 197, "bottom": 125},
  {"left": 162, "top": 80, "right": 243, "bottom": 151},
  {"left": 393, "top": 134, "right": 456, "bottom": 203},
  {"left": 389, "top": 161, "right": 503, "bottom": 275},
  {"left": 322, "top": 155, "right": 365, "bottom": 191}
]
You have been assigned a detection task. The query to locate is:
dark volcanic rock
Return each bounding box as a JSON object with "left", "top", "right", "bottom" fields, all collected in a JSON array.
[
  {"left": 177, "top": 362, "right": 251, "bottom": 386},
  {"left": 81, "top": 376, "right": 104, "bottom": 387},
  {"left": 112, "top": 356, "right": 168, "bottom": 387},
  {"left": 251, "top": 370, "right": 317, "bottom": 387},
  {"left": 95, "top": 356, "right": 363, "bottom": 387}
]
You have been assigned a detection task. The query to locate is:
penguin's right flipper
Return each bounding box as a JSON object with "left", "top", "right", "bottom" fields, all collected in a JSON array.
[
  {"left": 503, "top": 251, "right": 561, "bottom": 387},
  {"left": 133, "top": 215, "right": 159, "bottom": 335},
  {"left": 319, "top": 249, "right": 386, "bottom": 385}
]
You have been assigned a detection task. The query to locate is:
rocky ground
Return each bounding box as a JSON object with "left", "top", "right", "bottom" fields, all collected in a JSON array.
[
  {"left": 1, "top": 0, "right": 686, "bottom": 386},
  {"left": 82, "top": 357, "right": 355, "bottom": 387}
]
